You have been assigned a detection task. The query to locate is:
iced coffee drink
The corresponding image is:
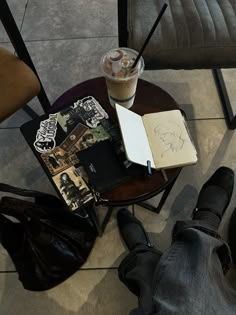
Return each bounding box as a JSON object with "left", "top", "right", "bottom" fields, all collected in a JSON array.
[{"left": 101, "top": 48, "right": 144, "bottom": 108}]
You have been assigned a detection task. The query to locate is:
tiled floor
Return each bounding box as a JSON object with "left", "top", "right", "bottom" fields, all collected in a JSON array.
[{"left": 1, "top": 1, "right": 236, "bottom": 314}]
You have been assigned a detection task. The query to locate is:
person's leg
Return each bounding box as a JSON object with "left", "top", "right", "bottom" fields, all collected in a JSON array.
[
  {"left": 119, "top": 245, "right": 162, "bottom": 315},
  {"left": 152, "top": 167, "right": 236, "bottom": 314},
  {"left": 151, "top": 224, "right": 236, "bottom": 315},
  {"left": 228, "top": 207, "right": 236, "bottom": 265},
  {"left": 117, "top": 209, "right": 162, "bottom": 315},
  {"left": 118, "top": 167, "right": 236, "bottom": 315},
  {"left": 192, "top": 166, "right": 234, "bottom": 230}
]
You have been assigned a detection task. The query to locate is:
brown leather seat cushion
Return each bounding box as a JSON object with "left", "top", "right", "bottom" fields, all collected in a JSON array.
[
  {"left": 0, "top": 47, "right": 40, "bottom": 122},
  {"left": 127, "top": 0, "right": 236, "bottom": 69}
]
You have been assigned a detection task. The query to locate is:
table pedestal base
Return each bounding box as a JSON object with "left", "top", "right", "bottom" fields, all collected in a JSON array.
[{"left": 96, "top": 172, "right": 179, "bottom": 235}]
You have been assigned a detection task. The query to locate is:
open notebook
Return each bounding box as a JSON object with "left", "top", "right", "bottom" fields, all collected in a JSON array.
[{"left": 115, "top": 104, "right": 197, "bottom": 169}]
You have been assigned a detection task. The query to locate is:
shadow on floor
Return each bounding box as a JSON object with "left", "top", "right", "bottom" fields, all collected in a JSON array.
[
  {"left": 147, "top": 183, "right": 198, "bottom": 251},
  {"left": 0, "top": 273, "right": 77, "bottom": 315},
  {"left": 0, "top": 256, "right": 135, "bottom": 315}
]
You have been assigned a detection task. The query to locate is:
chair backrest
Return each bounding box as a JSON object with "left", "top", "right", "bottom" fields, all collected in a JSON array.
[
  {"left": 117, "top": 0, "right": 128, "bottom": 47},
  {"left": 0, "top": 0, "right": 51, "bottom": 113}
]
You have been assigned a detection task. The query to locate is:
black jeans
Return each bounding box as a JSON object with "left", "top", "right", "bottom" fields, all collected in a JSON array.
[{"left": 118, "top": 221, "right": 236, "bottom": 315}]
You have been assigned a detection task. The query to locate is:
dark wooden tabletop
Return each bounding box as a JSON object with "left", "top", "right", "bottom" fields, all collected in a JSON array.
[{"left": 52, "top": 77, "right": 181, "bottom": 206}]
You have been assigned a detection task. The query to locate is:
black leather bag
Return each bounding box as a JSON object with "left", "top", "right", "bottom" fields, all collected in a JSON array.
[{"left": 0, "top": 184, "right": 97, "bottom": 291}]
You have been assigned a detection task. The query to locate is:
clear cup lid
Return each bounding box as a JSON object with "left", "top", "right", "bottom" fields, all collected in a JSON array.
[{"left": 100, "top": 47, "right": 144, "bottom": 81}]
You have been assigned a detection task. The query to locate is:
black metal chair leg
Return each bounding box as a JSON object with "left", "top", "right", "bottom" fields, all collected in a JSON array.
[
  {"left": 101, "top": 207, "right": 114, "bottom": 233},
  {"left": 23, "top": 105, "right": 39, "bottom": 119},
  {"left": 137, "top": 174, "right": 179, "bottom": 213},
  {"left": 88, "top": 206, "right": 103, "bottom": 237},
  {"left": 0, "top": 0, "right": 51, "bottom": 113},
  {"left": 37, "top": 89, "right": 52, "bottom": 113},
  {"left": 213, "top": 69, "right": 236, "bottom": 129},
  {"left": 118, "top": 0, "right": 128, "bottom": 47},
  {"left": 87, "top": 205, "right": 114, "bottom": 236}
]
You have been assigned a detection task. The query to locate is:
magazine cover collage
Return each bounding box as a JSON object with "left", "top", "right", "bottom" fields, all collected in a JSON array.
[{"left": 27, "top": 96, "right": 121, "bottom": 211}]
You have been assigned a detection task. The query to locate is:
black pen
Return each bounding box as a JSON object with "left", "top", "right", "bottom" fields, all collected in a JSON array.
[{"left": 147, "top": 160, "right": 152, "bottom": 176}]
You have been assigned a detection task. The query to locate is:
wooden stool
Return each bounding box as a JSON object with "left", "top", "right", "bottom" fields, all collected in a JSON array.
[{"left": 0, "top": 47, "right": 40, "bottom": 122}]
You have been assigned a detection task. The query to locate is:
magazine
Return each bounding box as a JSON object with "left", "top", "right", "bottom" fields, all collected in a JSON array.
[{"left": 21, "top": 96, "right": 123, "bottom": 212}]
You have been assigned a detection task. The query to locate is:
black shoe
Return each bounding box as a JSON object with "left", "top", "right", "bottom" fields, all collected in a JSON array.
[
  {"left": 228, "top": 208, "right": 236, "bottom": 265},
  {"left": 193, "top": 167, "right": 234, "bottom": 229},
  {"left": 117, "top": 208, "right": 152, "bottom": 251}
]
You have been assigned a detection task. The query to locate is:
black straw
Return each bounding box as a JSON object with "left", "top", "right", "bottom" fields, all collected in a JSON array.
[{"left": 132, "top": 3, "right": 168, "bottom": 69}]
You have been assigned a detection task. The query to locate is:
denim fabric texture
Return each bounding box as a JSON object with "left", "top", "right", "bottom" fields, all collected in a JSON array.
[{"left": 119, "top": 221, "right": 236, "bottom": 315}]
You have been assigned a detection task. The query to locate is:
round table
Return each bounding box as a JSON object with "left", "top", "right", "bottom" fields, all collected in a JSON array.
[{"left": 52, "top": 77, "right": 181, "bottom": 210}]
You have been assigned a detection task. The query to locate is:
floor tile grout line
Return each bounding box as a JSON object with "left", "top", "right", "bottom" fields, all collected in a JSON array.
[
  {"left": 0, "top": 267, "right": 118, "bottom": 273},
  {"left": 19, "top": 0, "right": 29, "bottom": 32},
  {"left": 187, "top": 117, "right": 226, "bottom": 121},
  {"left": 22, "top": 35, "right": 118, "bottom": 43},
  {"left": 81, "top": 267, "right": 118, "bottom": 271},
  {"left": 0, "top": 127, "right": 21, "bottom": 130},
  {"left": 132, "top": 204, "right": 134, "bottom": 215}
]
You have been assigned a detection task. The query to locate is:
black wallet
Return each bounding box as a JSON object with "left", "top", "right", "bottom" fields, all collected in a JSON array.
[{"left": 77, "top": 140, "right": 130, "bottom": 193}]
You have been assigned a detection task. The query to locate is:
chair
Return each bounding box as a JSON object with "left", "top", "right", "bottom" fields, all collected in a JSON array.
[
  {"left": 0, "top": 0, "right": 51, "bottom": 119},
  {"left": 0, "top": 47, "right": 40, "bottom": 121},
  {"left": 118, "top": 0, "right": 236, "bottom": 129}
]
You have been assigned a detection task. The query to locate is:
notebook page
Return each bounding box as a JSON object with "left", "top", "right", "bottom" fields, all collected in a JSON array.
[
  {"left": 115, "top": 104, "right": 155, "bottom": 168},
  {"left": 143, "top": 110, "right": 197, "bottom": 169}
]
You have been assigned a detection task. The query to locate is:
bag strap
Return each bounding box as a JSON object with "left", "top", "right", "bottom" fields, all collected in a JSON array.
[
  {"left": 0, "top": 183, "right": 64, "bottom": 207},
  {"left": 0, "top": 196, "right": 42, "bottom": 219},
  {"left": 0, "top": 183, "right": 65, "bottom": 219},
  {"left": 0, "top": 183, "right": 53, "bottom": 198},
  {"left": 0, "top": 183, "right": 94, "bottom": 224},
  {"left": 0, "top": 212, "right": 13, "bottom": 226}
]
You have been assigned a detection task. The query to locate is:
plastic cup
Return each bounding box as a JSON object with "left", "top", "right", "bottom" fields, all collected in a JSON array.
[{"left": 100, "top": 48, "right": 144, "bottom": 108}]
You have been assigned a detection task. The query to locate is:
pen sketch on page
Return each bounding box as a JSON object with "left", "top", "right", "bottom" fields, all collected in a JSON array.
[{"left": 154, "top": 121, "right": 185, "bottom": 158}]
